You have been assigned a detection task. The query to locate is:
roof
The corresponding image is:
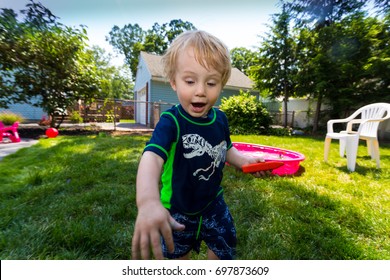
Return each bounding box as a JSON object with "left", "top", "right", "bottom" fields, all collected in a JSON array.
[{"left": 140, "top": 51, "right": 254, "bottom": 90}]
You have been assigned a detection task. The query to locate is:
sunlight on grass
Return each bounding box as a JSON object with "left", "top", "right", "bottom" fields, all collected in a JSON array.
[
  {"left": 227, "top": 135, "right": 390, "bottom": 260},
  {"left": 0, "top": 134, "right": 389, "bottom": 259}
]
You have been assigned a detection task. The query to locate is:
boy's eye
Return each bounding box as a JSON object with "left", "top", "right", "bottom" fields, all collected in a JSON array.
[
  {"left": 207, "top": 82, "right": 216, "bottom": 86},
  {"left": 185, "top": 80, "right": 194, "bottom": 85}
]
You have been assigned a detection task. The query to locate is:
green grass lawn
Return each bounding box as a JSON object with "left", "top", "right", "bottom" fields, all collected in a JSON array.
[{"left": 0, "top": 134, "right": 389, "bottom": 260}]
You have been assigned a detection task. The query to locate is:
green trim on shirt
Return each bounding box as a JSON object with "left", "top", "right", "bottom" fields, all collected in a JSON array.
[
  {"left": 177, "top": 105, "right": 217, "bottom": 126},
  {"left": 160, "top": 112, "right": 180, "bottom": 209}
]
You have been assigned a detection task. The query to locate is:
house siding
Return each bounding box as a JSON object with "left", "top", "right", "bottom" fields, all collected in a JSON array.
[
  {"left": 134, "top": 56, "right": 151, "bottom": 93},
  {"left": 0, "top": 101, "right": 47, "bottom": 121},
  {"left": 134, "top": 55, "right": 152, "bottom": 125},
  {"left": 150, "top": 81, "right": 175, "bottom": 103}
]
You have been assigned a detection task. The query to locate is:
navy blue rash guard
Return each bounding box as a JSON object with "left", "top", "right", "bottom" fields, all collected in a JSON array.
[{"left": 143, "top": 104, "right": 233, "bottom": 215}]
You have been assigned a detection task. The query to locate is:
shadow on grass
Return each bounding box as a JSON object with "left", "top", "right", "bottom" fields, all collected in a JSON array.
[
  {"left": 327, "top": 155, "right": 389, "bottom": 175},
  {"left": 1, "top": 134, "right": 388, "bottom": 259},
  {"left": 224, "top": 170, "right": 376, "bottom": 260},
  {"left": 0, "top": 134, "right": 148, "bottom": 259}
]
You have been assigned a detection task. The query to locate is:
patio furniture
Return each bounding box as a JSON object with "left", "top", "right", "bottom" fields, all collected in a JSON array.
[
  {"left": 324, "top": 103, "right": 390, "bottom": 171},
  {"left": 0, "top": 121, "right": 21, "bottom": 143}
]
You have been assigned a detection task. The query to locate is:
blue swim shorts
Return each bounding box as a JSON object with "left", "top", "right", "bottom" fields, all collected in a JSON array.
[{"left": 162, "top": 194, "right": 237, "bottom": 260}]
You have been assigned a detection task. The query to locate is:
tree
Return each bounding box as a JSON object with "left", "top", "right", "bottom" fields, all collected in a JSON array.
[
  {"left": 107, "top": 19, "right": 196, "bottom": 79},
  {"left": 107, "top": 23, "right": 144, "bottom": 80},
  {"left": 89, "top": 45, "right": 133, "bottom": 100},
  {"left": 359, "top": 13, "right": 390, "bottom": 104},
  {"left": 290, "top": 0, "right": 367, "bottom": 132},
  {"left": 1, "top": 1, "right": 100, "bottom": 127},
  {"left": 0, "top": 8, "right": 26, "bottom": 108},
  {"left": 290, "top": 0, "right": 366, "bottom": 28},
  {"left": 110, "top": 66, "right": 133, "bottom": 99},
  {"left": 325, "top": 14, "right": 389, "bottom": 110},
  {"left": 230, "top": 47, "right": 259, "bottom": 76},
  {"left": 292, "top": 0, "right": 390, "bottom": 128},
  {"left": 372, "top": 0, "right": 390, "bottom": 14},
  {"left": 19, "top": 25, "right": 99, "bottom": 127},
  {"left": 251, "top": 3, "right": 298, "bottom": 127}
]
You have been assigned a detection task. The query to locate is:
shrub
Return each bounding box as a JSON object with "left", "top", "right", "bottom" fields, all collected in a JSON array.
[
  {"left": 220, "top": 91, "right": 272, "bottom": 135},
  {"left": 70, "top": 111, "right": 83, "bottom": 124},
  {"left": 261, "top": 126, "right": 292, "bottom": 136},
  {"left": 0, "top": 111, "right": 24, "bottom": 125}
]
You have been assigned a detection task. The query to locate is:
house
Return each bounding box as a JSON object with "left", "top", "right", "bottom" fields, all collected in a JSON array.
[
  {"left": 0, "top": 99, "right": 47, "bottom": 122},
  {"left": 133, "top": 51, "right": 257, "bottom": 127}
]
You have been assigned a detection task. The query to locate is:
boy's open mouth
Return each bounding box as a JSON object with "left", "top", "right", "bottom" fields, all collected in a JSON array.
[
  {"left": 192, "top": 102, "right": 206, "bottom": 108},
  {"left": 191, "top": 102, "right": 206, "bottom": 113}
]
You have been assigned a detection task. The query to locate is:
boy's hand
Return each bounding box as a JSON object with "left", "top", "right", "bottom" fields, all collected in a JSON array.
[
  {"left": 244, "top": 156, "right": 272, "bottom": 177},
  {"left": 226, "top": 147, "right": 271, "bottom": 177},
  {"left": 131, "top": 201, "right": 185, "bottom": 260}
]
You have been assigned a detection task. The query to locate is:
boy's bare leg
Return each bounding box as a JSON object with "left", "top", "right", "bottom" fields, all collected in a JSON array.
[
  {"left": 176, "top": 250, "right": 219, "bottom": 260},
  {"left": 207, "top": 249, "right": 220, "bottom": 260},
  {"left": 176, "top": 252, "right": 191, "bottom": 260}
]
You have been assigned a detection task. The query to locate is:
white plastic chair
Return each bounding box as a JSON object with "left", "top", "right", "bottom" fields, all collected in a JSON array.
[{"left": 324, "top": 103, "right": 390, "bottom": 171}]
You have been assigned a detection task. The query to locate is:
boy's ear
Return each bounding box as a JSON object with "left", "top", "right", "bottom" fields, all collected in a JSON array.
[{"left": 170, "top": 79, "right": 177, "bottom": 91}]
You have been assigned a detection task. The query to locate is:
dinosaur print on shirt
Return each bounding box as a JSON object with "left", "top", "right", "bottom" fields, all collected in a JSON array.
[{"left": 182, "top": 133, "right": 227, "bottom": 181}]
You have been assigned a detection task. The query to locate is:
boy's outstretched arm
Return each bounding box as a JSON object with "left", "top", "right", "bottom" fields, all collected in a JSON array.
[{"left": 132, "top": 151, "right": 184, "bottom": 260}]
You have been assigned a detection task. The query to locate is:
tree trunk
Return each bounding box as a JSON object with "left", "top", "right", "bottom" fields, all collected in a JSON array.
[
  {"left": 113, "top": 98, "right": 117, "bottom": 131},
  {"left": 283, "top": 85, "right": 288, "bottom": 128},
  {"left": 52, "top": 113, "right": 64, "bottom": 129},
  {"left": 312, "top": 93, "right": 323, "bottom": 133}
]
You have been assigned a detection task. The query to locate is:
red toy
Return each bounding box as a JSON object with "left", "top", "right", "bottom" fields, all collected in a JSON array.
[
  {"left": 242, "top": 161, "right": 285, "bottom": 173},
  {"left": 0, "top": 121, "right": 21, "bottom": 143},
  {"left": 46, "top": 127, "right": 59, "bottom": 138}
]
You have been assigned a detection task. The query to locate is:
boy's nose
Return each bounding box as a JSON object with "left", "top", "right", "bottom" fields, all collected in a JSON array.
[{"left": 195, "top": 84, "right": 206, "bottom": 96}]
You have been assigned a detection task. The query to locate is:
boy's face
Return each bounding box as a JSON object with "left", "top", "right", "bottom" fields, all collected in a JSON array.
[{"left": 170, "top": 47, "right": 223, "bottom": 118}]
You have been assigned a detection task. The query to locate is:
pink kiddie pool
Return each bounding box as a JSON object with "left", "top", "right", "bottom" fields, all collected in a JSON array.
[{"left": 233, "top": 142, "right": 305, "bottom": 175}]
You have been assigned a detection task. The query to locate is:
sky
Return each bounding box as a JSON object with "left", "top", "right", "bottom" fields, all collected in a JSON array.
[{"left": 1, "top": 0, "right": 282, "bottom": 65}]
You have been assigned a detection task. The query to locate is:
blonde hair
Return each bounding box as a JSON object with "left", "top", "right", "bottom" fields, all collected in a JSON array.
[{"left": 162, "top": 30, "right": 231, "bottom": 86}]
